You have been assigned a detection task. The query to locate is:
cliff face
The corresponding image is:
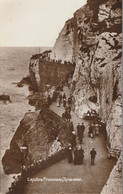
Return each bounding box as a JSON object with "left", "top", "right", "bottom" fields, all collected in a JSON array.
[
  {"left": 50, "top": 18, "right": 75, "bottom": 62},
  {"left": 101, "top": 153, "right": 122, "bottom": 194},
  {"left": 52, "top": 0, "right": 122, "bottom": 156},
  {"left": 50, "top": 0, "right": 122, "bottom": 192}
]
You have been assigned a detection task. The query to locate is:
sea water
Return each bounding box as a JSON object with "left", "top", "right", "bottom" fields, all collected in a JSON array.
[{"left": 0, "top": 47, "right": 48, "bottom": 193}]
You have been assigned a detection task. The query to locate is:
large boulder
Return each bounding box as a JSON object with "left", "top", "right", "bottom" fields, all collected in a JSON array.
[{"left": 2, "top": 106, "right": 72, "bottom": 174}]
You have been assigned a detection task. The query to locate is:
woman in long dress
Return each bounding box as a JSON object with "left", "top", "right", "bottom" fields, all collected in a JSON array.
[{"left": 67, "top": 144, "right": 73, "bottom": 163}]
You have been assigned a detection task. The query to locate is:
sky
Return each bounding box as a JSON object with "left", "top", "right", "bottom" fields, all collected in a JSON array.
[{"left": 0, "top": 0, "right": 86, "bottom": 47}]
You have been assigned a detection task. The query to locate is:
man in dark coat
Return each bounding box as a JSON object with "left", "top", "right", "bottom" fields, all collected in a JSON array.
[
  {"left": 80, "top": 122, "right": 85, "bottom": 139},
  {"left": 67, "top": 112, "right": 71, "bottom": 122},
  {"left": 90, "top": 148, "right": 97, "bottom": 165},
  {"left": 47, "top": 94, "right": 51, "bottom": 106},
  {"left": 77, "top": 123, "right": 81, "bottom": 134},
  {"left": 71, "top": 131, "right": 76, "bottom": 148},
  {"left": 74, "top": 146, "right": 80, "bottom": 165},
  {"left": 79, "top": 146, "right": 84, "bottom": 164},
  {"left": 67, "top": 144, "right": 73, "bottom": 163},
  {"left": 63, "top": 93, "right": 66, "bottom": 99},
  {"left": 63, "top": 98, "right": 66, "bottom": 107},
  {"left": 77, "top": 123, "right": 84, "bottom": 143},
  {"left": 68, "top": 97, "right": 72, "bottom": 106},
  {"left": 88, "top": 124, "right": 94, "bottom": 137},
  {"left": 67, "top": 105, "right": 71, "bottom": 115}
]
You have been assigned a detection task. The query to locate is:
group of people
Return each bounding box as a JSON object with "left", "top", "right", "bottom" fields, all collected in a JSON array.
[
  {"left": 68, "top": 122, "right": 85, "bottom": 148},
  {"left": 62, "top": 106, "right": 71, "bottom": 122},
  {"left": 54, "top": 91, "right": 73, "bottom": 122},
  {"left": 56, "top": 92, "right": 72, "bottom": 108},
  {"left": 67, "top": 144, "right": 84, "bottom": 165},
  {"left": 47, "top": 87, "right": 99, "bottom": 166},
  {"left": 67, "top": 144, "right": 97, "bottom": 165},
  {"left": 88, "top": 123, "right": 99, "bottom": 137},
  {"left": 88, "top": 119, "right": 105, "bottom": 137},
  {"left": 85, "top": 110, "right": 99, "bottom": 118},
  {"left": 67, "top": 120, "right": 98, "bottom": 165}
]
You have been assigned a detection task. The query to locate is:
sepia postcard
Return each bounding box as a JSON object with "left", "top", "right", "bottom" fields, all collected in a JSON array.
[{"left": 0, "top": 0, "right": 122, "bottom": 193}]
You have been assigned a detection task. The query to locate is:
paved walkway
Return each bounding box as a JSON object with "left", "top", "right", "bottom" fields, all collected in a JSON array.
[{"left": 24, "top": 86, "right": 116, "bottom": 194}]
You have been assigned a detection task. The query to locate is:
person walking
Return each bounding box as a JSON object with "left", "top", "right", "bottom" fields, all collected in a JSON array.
[
  {"left": 81, "top": 123, "right": 85, "bottom": 135},
  {"left": 77, "top": 123, "right": 84, "bottom": 144},
  {"left": 69, "top": 121, "right": 74, "bottom": 132},
  {"left": 71, "top": 131, "right": 77, "bottom": 148},
  {"left": 67, "top": 143, "right": 73, "bottom": 163},
  {"left": 79, "top": 146, "right": 84, "bottom": 164},
  {"left": 63, "top": 93, "right": 66, "bottom": 100},
  {"left": 67, "top": 105, "right": 71, "bottom": 115},
  {"left": 77, "top": 123, "right": 81, "bottom": 133},
  {"left": 88, "top": 124, "right": 94, "bottom": 138},
  {"left": 68, "top": 96, "right": 72, "bottom": 106},
  {"left": 63, "top": 98, "right": 66, "bottom": 107},
  {"left": 74, "top": 146, "right": 80, "bottom": 165},
  {"left": 90, "top": 148, "right": 97, "bottom": 165},
  {"left": 67, "top": 112, "right": 71, "bottom": 122},
  {"left": 47, "top": 94, "right": 51, "bottom": 106}
]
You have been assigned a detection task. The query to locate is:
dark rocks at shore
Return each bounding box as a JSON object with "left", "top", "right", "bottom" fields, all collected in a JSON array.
[
  {"left": 17, "top": 76, "right": 31, "bottom": 88},
  {"left": 27, "top": 93, "right": 43, "bottom": 107},
  {"left": 0, "top": 94, "right": 11, "bottom": 101},
  {"left": 2, "top": 105, "right": 72, "bottom": 175},
  {"left": 2, "top": 142, "right": 22, "bottom": 175}
]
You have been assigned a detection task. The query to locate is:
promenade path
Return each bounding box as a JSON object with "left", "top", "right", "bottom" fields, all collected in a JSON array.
[{"left": 24, "top": 86, "right": 116, "bottom": 194}]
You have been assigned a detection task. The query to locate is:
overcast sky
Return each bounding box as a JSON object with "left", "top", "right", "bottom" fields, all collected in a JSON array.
[{"left": 0, "top": 0, "right": 86, "bottom": 47}]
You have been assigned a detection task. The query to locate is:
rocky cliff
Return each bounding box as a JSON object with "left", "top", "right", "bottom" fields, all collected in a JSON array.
[
  {"left": 50, "top": 0, "right": 122, "bottom": 192},
  {"left": 2, "top": 106, "right": 72, "bottom": 175},
  {"left": 2, "top": 0, "right": 122, "bottom": 192},
  {"left": 50, "top": 18, "right": 75, "bottom": 62},
  {"left": 52, "top": 0, "right": 122, "bottom": 156}
]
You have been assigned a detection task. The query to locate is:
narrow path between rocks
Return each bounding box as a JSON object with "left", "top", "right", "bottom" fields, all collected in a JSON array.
[{"left": 24, "top": 85, "right": 116, "bottom": 194}]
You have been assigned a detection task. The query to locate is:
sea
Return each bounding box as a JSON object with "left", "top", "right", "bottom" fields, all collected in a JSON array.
[{"left": 0, "top": 47, "right": 51, "bottom": 193}]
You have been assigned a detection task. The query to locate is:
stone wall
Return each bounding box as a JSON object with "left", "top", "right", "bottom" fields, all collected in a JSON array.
[{"left": 29, "top": 58, "right": 75, "bottom": 93}]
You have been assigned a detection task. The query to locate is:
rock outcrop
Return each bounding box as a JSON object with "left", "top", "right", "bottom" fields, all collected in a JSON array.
[
  {"left": 17, "top": 76, "right": 31, "bottom": 88},
  {"left": 2, "top": 106, "right": 72, "bottom": 175}
]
